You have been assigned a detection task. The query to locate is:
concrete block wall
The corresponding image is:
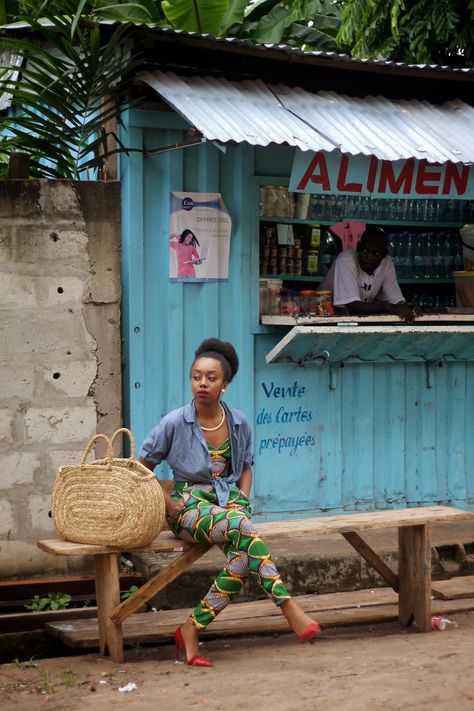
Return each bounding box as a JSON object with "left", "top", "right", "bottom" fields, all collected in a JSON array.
[{"left": 0, "top": 180, "right": 122, "bottom": 578}]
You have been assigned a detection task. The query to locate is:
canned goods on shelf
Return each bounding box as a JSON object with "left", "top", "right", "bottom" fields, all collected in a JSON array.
[{"left": 304, "top": 249, "right": 319, "bottom": 276}]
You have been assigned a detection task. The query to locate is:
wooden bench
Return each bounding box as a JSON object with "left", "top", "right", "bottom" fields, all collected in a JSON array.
[{"left": 37, "top": 505, "right": 474, "bottom": 663}]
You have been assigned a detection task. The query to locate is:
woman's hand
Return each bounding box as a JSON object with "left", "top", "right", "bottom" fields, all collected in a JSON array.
[
  {"left": 237, "top": 467, "right": 252, "bottom": 499},
  {"left": 166, "top": 496, "right": 184, "bottom": 520}
]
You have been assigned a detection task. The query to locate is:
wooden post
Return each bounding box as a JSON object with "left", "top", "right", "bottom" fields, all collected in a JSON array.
[
  {"left": 100, "top": 93, "right": 117, "bottom": 181},
  {"left": 93, "top": 553, "right": 124, "bottom": 662},
  {"left": 398, "top": 524, "right": 432, "bottom": 631},
  {"left": 8, "top": 152, "right": 30, "bottom": 179}
]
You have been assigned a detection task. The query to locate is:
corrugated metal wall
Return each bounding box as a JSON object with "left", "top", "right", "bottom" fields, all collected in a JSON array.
[
  {"left": 121, "top": 110, "right": 257, "bottom": 469},
  {"left": 253, "top": 336, "right": 474, "bottom": 519},
  {"left": 121, "top": 109, "right": 474, "bottom": 519}
]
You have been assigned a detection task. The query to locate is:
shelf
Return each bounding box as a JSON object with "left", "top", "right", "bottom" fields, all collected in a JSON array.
[
  {"left": 259, "top": 217, "right": 464, "bottom": 228},
  {"left": 260, "top": 274, "right": 322, "bottom": 282},
  {"left": 260, "top": 274, "right": 454, "bottom": 285},
  {"left": 261, "top": 313, "right": 474, "bottom": 326},
  {"left": 398, "top": 278, "right": 454, "bottom": 284}
]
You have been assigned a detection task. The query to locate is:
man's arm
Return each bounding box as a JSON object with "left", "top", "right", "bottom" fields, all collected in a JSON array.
[{"left": 343, "top": 299, "right": 419, "bottom": 322}]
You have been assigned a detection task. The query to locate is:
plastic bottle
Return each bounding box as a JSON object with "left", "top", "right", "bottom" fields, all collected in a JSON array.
[
  {"left": 453, "top": 231, "right": 464, "bottom": 271},
  {"left": 431, "top": 615, "right": 458, "bottom": 631},
  {"left": 440, "top": 231, "right": 453, "bottom": 278},
  {"left": 392, "top": 234, "right": 403, "bottom": 277},
  {"left": 386, "top": 233, "right": 396, "bottom": 261},
  {"left": 424, "top": 233, "right": 434, "bottom": 279},
  {"left": 412, "top": 234, "right": 424, "bottom": 279},
  {"left": 397, "top": 232, "right": 412, "bottom": 279},
  {"left": 432, "top": 232, "right": 442, "bottom": 279},
  {"left": 318, "top": 232, "right": 341, "bottom": 276}
]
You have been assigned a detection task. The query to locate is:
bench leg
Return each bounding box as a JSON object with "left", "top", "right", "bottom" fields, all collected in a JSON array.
[
  {"left": 94, "top": 553, "right": 124, "bottom": 662},
  {"left": 398, "top": 524, "right": 431, "bottom": 632}
]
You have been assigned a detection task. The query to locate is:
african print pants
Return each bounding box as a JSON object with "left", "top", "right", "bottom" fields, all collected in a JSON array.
[{"left": 169, "top": 483, "right": 291, "bottom": 630}]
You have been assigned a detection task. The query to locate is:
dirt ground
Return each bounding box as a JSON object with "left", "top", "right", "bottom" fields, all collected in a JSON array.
[{"left": 1, "top": 612, "right": 474, "bottom": 711}]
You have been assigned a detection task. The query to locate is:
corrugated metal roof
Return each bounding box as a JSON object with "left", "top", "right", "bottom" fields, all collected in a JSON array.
[
  {"left": 5, "top": 22, "right": 474, "bottom": 77},
  {"left": 139, "top": 70, "right": 474, "bottom": 163}
]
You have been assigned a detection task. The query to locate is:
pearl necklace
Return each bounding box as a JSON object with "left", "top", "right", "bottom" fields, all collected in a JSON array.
[{"left": 200, "top": 403, "right": 226, "bottom": 432}]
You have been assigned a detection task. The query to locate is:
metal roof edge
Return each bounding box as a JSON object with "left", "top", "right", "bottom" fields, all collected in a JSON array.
[{"left": 2, "top": 21, "right": 473, "bottom": 80}]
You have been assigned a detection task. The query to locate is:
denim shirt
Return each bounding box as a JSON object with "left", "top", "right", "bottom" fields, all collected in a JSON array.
[{"left": 139, "top": 400, "right": 254, "bottom": 506}]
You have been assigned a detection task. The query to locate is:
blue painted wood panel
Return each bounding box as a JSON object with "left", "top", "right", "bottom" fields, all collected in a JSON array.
[{"left": 121, "top": 109, "right": 474, "bottom": 517}]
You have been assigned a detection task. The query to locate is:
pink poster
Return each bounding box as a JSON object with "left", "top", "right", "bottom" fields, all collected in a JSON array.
[{"left": 169, "top": 192, "right": 231, "bottom": 282}]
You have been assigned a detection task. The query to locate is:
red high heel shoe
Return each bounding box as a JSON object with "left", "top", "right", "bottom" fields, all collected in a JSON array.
[
  {"left": 298, "top": 622, "right": 321, "bottom": 643},
  {"left": 175, "top": 625, "right": 213, "bottom": 667}
]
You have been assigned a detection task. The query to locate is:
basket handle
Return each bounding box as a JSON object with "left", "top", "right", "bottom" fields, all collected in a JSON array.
[
  {"left": 109, "top": 427, "right": 136, "bottom": 459},
  {"left": 81, "top": 433, "right": 113, "bottom": 465}
]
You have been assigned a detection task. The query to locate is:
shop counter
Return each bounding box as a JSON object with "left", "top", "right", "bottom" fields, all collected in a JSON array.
[{"left": 262, "top": 315, "right": 474, "bottom": 365}]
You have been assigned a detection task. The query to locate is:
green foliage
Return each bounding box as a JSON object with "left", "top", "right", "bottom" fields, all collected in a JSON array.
[
  {"left": 39, "top": 668, "right": 56, "bottom": 694},
  {"left": 227, "top": 0, "right": 346, "bottom": 52},
  {"left": 60, "top": 670, "right": 77, "bottom": 686},
  {"left": 24, "top": 592, "right": 72, "bottom": 611},
  {"left": 12, "top": 656, "right": 37, "bottom": 667},
  {"left": 0, "top": 1, "right": 139, "bottom": 178},
  {"left": 120, "top": 584, "right": 139, "bottom": 600},
  {"left": 337, "top": 0, "right": 474, "bottom": 65}
]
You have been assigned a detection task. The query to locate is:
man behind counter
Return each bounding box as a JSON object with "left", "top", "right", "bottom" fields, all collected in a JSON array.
[{"left": 320, "top": 226, "right": 422, "bottom": 323}]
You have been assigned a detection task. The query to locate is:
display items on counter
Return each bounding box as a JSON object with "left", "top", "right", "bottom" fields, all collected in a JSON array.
[{"left": 259, "top": 279, "right": 335, "bottom": 318}]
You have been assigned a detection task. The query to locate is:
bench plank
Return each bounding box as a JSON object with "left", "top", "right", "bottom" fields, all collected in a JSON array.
[
  {"left": 37, "top": 505, "right": 474, "bottom": 557},
  {"left": 44, "top": 592, "right": 474, "bottom": 649},
  {"left": 431, "top": 575, "right": 474, "bottom": 600}
]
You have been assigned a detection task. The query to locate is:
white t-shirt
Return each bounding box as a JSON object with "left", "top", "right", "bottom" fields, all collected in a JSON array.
[{"left": 320, "top": 250, "right": 404, "bottom": 306}]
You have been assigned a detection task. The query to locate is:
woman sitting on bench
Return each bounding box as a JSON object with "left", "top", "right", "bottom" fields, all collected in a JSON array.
[{"left": 139, "top": 337, "right": 320, "bottom": 667}]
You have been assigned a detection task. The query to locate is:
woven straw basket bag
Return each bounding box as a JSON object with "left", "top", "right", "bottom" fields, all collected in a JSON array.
[{"left": 51, "top": 428, "right": 165, "bottom": 548}]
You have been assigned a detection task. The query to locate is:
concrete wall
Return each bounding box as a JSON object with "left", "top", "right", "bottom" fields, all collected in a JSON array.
[{"left": 0, "top": 180, "right": 122, "bottom": 578}]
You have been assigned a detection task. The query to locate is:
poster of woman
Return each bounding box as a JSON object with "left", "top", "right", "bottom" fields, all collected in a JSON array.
[
  {"left": 169, "top": 229, "right": 203, "bottom": 278},
  {"left": 169, "top": 192, "right": 231, "bottom": 282}
]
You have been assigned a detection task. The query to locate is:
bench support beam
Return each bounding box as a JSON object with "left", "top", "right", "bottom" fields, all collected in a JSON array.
[
  {"left": 398, "top": 524, "right": 431, "bottom": 631},
  {"left": 111, "top": 543, "right": 211, "bottom": 625},
  {"left": 341, "top": 531, "right": 399, "bottom": 592}
]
